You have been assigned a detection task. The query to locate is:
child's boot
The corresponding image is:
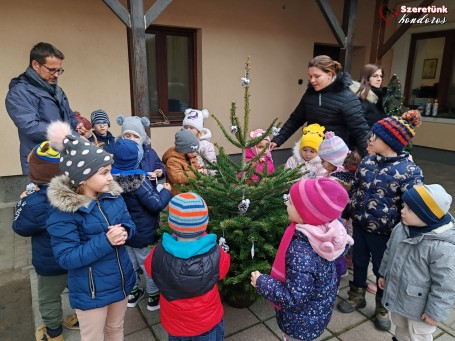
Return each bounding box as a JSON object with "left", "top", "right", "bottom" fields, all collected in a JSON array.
[
  {"left": 374, "top": 297, "right": 391, "bottom": 331},
  {"left": 337, "top": 281, "right": 367, "bottom": 313},
  {"left": 35, "top": 324, "right": 64, "bottom": 341}
]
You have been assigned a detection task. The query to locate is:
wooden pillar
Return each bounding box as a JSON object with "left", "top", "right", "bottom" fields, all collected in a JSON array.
[{"left": 340, "top": 0, "right": 357, "bottom": 74}]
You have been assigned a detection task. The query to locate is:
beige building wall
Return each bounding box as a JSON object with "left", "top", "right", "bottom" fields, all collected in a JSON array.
[{"left": 2, "top": 0, "right": 382, "bottom": 176}]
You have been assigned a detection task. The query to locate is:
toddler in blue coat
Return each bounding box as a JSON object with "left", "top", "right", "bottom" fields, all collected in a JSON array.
[
  {"left": 46, "top": 121, "right": 136, "bottom": 341},
  {"left": 13, "top": 141, "right": 78, "bottom": 341},
  {"left": 251, "top": 178, "right": 353, "bottom": 341}
]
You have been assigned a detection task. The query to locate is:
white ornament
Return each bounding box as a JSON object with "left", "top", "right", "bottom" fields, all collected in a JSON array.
[
  {"left": 218, "top": 237, "right": 230, "bottom": 253},
  {"left": 238, "top": 198, "right": 250, "bottom": 214},
  {"left": 251, "top": 239, "right": 255, "bottom": 259},
  {"left": 230, "top": 125, "right": 238, "bottom": 134},
  {"left": 241, "top": 77, "right": 250, "bottom": 88},
  {"left": 283, "top": 193, "right": 290, "bottom": 203},
  {"left": 272, "top": 126, "right": 281, "bottom": 136}
]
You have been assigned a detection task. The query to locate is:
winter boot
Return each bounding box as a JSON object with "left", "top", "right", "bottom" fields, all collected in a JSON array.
[
  {"left": 337, "top": 281, "right": 367, "bottom": 313},
  {"left": 374, "top": 297, "right": 391, "bottom": 331},
  {"left": 35, "top": 325, "right": 64, "bottom": 341}
]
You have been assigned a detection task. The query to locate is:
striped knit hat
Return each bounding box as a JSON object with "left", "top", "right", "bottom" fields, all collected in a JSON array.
[
  {"left": 402, "top": 184, "right": 452, "bottom": 225},
  {"left": 318, "top": 131, "right": 349, "bottom": 168},
  {"left": 371, "top": 110, "right": 421, "bottom": 153},
  {"left": 91, "top": 109, "right": 111, "bottom": 127},
  {"left": 168, "top": 192, "right": 209, "bottom": 238},
  {"left": 290, "top": 178, "right": 349, "bottom": 225}
]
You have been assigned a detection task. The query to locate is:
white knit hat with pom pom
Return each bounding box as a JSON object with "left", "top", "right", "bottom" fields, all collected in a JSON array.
[
  {"left": 182, "top": 108, "right": 209, "bottom": 132},
  {"left": 47, "top": 121, "right": 113, "bottom": 186}
]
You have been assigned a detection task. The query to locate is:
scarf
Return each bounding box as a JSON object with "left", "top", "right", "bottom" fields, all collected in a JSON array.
[
  {"left": 270, "top": 222, "right": 297, "bottom": 310},
  {"left": 23, "top": 67, "right": 66, "bottom": 120},
  {"left": 408, "top": 214, "right": 452, "bottom": 238}
]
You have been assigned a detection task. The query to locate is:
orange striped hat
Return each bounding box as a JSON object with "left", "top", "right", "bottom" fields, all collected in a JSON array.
[{"left": 168, "top": 192, "right": 209, "bottom": 238}]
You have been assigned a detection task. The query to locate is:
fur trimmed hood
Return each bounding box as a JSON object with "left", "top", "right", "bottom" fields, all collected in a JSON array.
[
  {"left": 113, "top": 173, "right": 146, "bottom": 193},
  {"left": 349, "top": 81, "right": 378, "bottom": 104},
  {"left": 200, "top": 128, "right": 212, "bottom": 141},
  {"left": 47, "top": 174, "right": 123, "bottom": 213},
  {"left": 291, "top": 141, "right": 304, "bottom": 162}
]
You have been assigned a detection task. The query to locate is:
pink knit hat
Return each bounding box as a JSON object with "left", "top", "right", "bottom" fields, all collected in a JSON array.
[
  {"left": 290, "top": 178, "right": 349, "bottom": 225},
  {"left": 318, "top": 131, "right": 349, "bottom": 168}
]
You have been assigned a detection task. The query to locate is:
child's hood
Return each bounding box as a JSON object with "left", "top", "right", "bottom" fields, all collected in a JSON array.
[
  {"left": 292, "top": 141, "right": 304, "bottom": 161},
  {"left": 113, "top": 173, "right": 146, "bottom": 193},
  {"left": 161, "top": 232, "right": 217, "bottom": 259},
  {"left": 47, "top": 174, "right": 123, "bottom": 213},
  {"left": 200, "top": 128, "right": 212, "bottom": 141}
]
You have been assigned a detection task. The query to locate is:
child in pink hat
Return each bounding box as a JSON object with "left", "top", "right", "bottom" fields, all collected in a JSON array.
[
  {"left": 244, "top": 128, "right": 275, "bottom": 183},
  {"left": 251, "top": 178, "right": 353, "bottom": 341}
]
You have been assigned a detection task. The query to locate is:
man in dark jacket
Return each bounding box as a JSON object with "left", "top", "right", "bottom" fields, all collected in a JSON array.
[{"left": 5, "top": 42, "right": 84, "bottom": 175}]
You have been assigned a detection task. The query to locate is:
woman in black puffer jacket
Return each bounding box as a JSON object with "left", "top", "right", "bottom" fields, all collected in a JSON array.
[
  {"left": 350, "top": 64, "right": 387, "bottom": 128},
  {"left": 271, "top": 55, "right": 369, "bottom": 156}
]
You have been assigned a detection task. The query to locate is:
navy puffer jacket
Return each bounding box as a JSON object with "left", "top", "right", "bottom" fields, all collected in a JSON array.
[
  {"left": 113, "top": 173, "right": 172, "bottom": 248},
  {"left": 47, "top": 175, "right": 136, "bottom": 310},
  {"left": 272, "top": 72, "right": 369, "bottom": 156},
  {"left": 12, "top": 185, "right": 66, "bottom": 276}
]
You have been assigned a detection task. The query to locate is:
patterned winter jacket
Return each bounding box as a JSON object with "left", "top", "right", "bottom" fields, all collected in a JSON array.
[
  {"left": 256, "top": 231, "right": 337, "bottom": 341},
  {"left": 113, "top": 172, "right": 172, "bottom": 248},
  {"left": 284, "top": 141, "right": 326, "bottom": 178},
  {"left": 46, "top": 175, "right": 136, "bottom": 310},
  {"left": 345, "top": 153, "right": 423, "bottom": 236},
  {"left": 12, "top": 185, "right": 66, "bottom": 276},
  {"left": 379, "top": 217, "right": 455, "bottom": 322}
]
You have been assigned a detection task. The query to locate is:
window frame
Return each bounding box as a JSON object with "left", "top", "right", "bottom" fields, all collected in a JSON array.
[{"left": 145, "top": 25, "right": 198, "bottom": 126}]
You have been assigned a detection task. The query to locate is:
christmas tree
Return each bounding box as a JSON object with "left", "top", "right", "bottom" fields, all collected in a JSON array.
[
  {"left": 176, "top": 57, "right": 301, "bottom": 306},
  {"left": 383, "top": 74, "right": 409, "bottom": 116}
]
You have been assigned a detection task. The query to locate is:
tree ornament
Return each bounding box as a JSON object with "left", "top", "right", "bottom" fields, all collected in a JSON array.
[
  {"left": 238, "top": 198, "right": 250, "bottom": 214},
  {"left": 272, "top": 126, "right": 281, "bottom": 136},
  {"left": 241, "top": 77, "right": 250, "bottom": 88},
  {"left": 230, "top": 125, "right": 238, "bottom": 134},
  {"left": 218, "top": 237, "right": 230, "bottom": 253},
  {"left": 251, "top": 238, "right": 255, "bottom": 259},
  {"left": 283, "top": 193, "right": 290, "bottom": 203}
]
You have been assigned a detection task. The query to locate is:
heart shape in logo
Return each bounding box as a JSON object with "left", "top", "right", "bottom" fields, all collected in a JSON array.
[{"left": 379, "top": 4, "right": 398, "bottom": 31}]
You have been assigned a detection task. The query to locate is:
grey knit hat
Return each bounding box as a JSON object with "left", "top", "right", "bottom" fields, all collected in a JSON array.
[
  {"left": 117, "top": 115, "right": 150, "bottom": 145},
  {"left": 175, "top": 129, "right": 199, "bottom": 154},
  {"left": 47, "top": 121, "right": 113, "bottom": 186}
]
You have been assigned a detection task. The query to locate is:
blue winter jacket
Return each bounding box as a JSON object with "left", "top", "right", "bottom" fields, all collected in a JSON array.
[
  {"left": 140, "top": 142, "right": 166, "bottom": 181},
  {"left": 46, "top": 175, "right": 136, "bottom": 310},
  {"left": 89, "top": 131, "right": 115, "bottom": 154},
  {"left": 12, "top": 185, "right": 66, "bottom": 276},
  {"left": 256, "top": 231, "right": 337, "bottom": 341},
  {"left": 346, "top": 153, "right": 424, "bottom": 236},
  {"left": 5, "top": 75, "right": 78, "bottom": 175},
  {"left": 113, "top": 172, "right": 172, "bottom": 248}
]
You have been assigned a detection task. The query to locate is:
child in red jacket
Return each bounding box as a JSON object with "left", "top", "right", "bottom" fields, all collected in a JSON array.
[{"left": 145, "top": 193, "right": 230, "bottom": 340}]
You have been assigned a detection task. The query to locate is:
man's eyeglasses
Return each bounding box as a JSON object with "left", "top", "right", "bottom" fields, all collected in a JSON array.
[{"left": 40, "top": 63, "right": 64, "bottom": 75}]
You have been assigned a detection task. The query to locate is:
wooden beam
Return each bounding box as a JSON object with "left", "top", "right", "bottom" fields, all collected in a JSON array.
[
  {"left": 369, "top": 0, "right": 387, "bottom": 64},
  {"left": 315, "top": 0, "right": 346, "bottom": 47},
  {"left": 145, "top": 0, "right": 173, "bottom": 28},
  {"left": 128, "top": 0, "right": 149, "bottom": 117},
  {"left": 378, "top": 0, "right": 434, "bottom": 58},
  {"left": 339, "top": 0, "right": 357, "bottom": 73},
  {"left": 103, "top": 0, "right": 131, "bottom": 28}
]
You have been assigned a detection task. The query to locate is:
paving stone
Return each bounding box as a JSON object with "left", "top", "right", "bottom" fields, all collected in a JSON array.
[
  {"left": 124, "top": 306, "right": 148, "bottom": 335},
  {"left": 226, "top": 323, "right": 279, "bottom": 340},
  {"left": 249, "top": 298, "right": 276, "bottom": 321},
  {"left": 435, "top": 332, "right": 455, "bottom": 340},
  {"left": 125, "top": 328, "right": 156, "bottom": 340},
  {"left": 327, "top": 298, "right": 368, "bottom": 334},
  {"left": 224, "top": 303, "right": 260, "bottom": 336},
  {"left": 337, "top": 320, "right": 393, "bottom": 341},
  {"left": 151, "top": 323, "right": 167, "bottom": 341}
]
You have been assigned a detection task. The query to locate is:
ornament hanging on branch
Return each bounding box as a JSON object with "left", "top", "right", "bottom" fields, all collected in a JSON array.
[
  {"left": 272, "top": 126, "right": 281, "bottom": 136},
  {"left": 241, "top": 77, "right": 250, "bottom": 88},
  {"left": 218, "top": 237, "right": 230, "bottom": 253},
  {"left": 251, "top": 238, "right": 255, "bottom": 259},
  {"left": 238, "top": 198, "right": 250, "bottom": 214},
  {"left": 230, "top": 125, "right": 238, "bottom": 134}
]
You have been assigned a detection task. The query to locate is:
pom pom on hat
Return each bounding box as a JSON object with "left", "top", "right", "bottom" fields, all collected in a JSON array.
[
  {"left": 168, "top": 192, "right": 209, "bottom": 238},
  {"left": 318, "top": 131, "right": 349, "bottom": 168},
  {"left": 74, "top": 112, "right": 92, "bottom": 131},
  {"left": 117, "top": 115, "right": 150, "bottom": 145},
  {"left": 249, "top": 128, "right": 271, "bottom": 141},
  {"left": 90, "top": 109, "right": 111, "bottom": 127},
  {"left": 371, "top": 110, "right": 421, "bottom": 153},
  {"left": 290, "top": 178, "right": 349, "bottom": 225},
  {"left": 402, "top": 184, "right": 452, "bottom": 225},
  {"left": 300, "top": 123, "right": 325, "bottom": 151},
  {"left": 174, "top": 129, "right": 199, "bottom": 154},
  {"left": 183, "top": 108, "right": 209, "bottom": 132},
  {"left": 28, "top": 141, "right": 62, "bottom": 184},
  {"left": 47, "top": 121, "right": 113, "bottom": 186},
  {"left": 113, "top": 139, "right": 144, "bottom": 170}
]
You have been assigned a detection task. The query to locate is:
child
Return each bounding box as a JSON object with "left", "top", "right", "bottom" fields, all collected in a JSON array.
[
  {"left": 89, "top": 109, "right": 115, "bottom": 153},
  {"left": 12, "top": 141, "right": 78, "bottom": 341},
  {"left": 337, "top": 111, "right": 424, "bottom": 332},
  {"left": 162, "top": 129, "right": 204, "bottom": 195},
  {"left": 144, "top": 192, "right": 230, "bottom": 340},
  {"left": 117, "top": 115, "right": 166, "bottom": 181},
  {"left": 285, "top": 123, "right": 326, "bottom": 178},
  {"left": 183, "top": 108, "right": 217, "bottom": 169},
  {"left": 250, "top": 178, "right": 353, "bottom": 341},
  {"left": 245, "top": 128, "right": 275, "bottom": 182},
  {"left": 111, "top": 139, "right": 173, "bottom": 311},
  {"left": 46, "top": 121, "right": 136, "bottom": 341},
  {"left": 378, "top": 184, "right": 455, "bottom": 341}
]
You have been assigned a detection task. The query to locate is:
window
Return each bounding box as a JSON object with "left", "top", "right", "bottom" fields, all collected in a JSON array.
[
  {"left": 404, "top": 30, "right": 455, "bottom": 119},
  {"left": 145, "top": 26, "right": 197, "bottom": 125}
]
